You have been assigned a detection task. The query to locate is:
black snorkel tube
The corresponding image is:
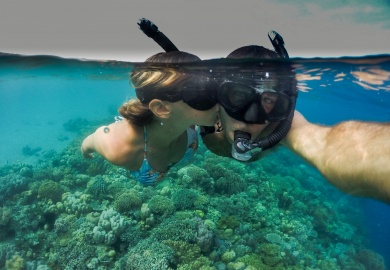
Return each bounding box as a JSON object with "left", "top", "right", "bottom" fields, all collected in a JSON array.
[
  {"left": 232, "top": 30, "right": 297, "bottom": 161},
  {"left": 137, "top": 18, "right": 179, "bottom": 52},
  {"left": 268, "top": 30, "right": 289, "bottom": 59}
]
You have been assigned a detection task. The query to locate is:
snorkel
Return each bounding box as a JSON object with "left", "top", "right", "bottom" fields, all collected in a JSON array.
[
  {"left": 137, "top": 18, "right": 179, "bottom": 52},
  {"left": 231, "top": 30, "right": 297, "bottom": 161}
]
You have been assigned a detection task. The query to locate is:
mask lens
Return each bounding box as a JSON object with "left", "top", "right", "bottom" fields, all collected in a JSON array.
[
  {"left": 182, "top": 80, "right": 218, "bottom": 111},
  {"left": 219, "top": 82, "right": 291, "bottom": 124},
  {"left": 262, "top": 92, "right": 290, "bottom": 121},
  {"left": 219, "top": 82, "right": 255, "bottom": 111}
]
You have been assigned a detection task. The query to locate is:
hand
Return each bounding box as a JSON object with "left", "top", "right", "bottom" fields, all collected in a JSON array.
[
  {"left": 83, "top": 152, "right": 94, "bottom": 159},
  {"left": 81, "top": 146, "right": 94, "bottom": 159}
]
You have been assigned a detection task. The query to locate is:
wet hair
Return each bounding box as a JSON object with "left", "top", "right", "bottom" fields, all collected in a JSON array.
[
  {"left": 226, "top": 45, "right": 297, "bottom": 96},
  {"left": 119, "top": 51, "right": 201, "bottom": 126},
  {"left": 227, "top": 45, "right": 279, "bottom": 59}
]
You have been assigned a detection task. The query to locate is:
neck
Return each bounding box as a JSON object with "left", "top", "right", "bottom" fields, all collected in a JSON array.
[{"left": 145, "top": 119, "right": 186, "bottom": 148}]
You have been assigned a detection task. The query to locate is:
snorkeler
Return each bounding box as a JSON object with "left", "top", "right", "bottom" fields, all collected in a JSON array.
[
  {"left": 81, "top": 51, "right": 219, "bottom": 185},
  {"left": 138, "top": 18, "right": 390, "bottom": 203},
  {"left": 206, "top": 41, "right": 390, "bottom": 203}
]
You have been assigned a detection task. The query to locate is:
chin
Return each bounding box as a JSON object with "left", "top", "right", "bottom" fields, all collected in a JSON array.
[{"left": 227, "top": 134, "right": 234, "bottom": 144}]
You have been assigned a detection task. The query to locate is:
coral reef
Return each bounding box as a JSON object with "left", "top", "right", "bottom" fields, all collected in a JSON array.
[
  {"left": 92, "top": 208, "right": 128, "bottom": 245},
  {"left": 124, "top": 239, "right": 175, "bottom": 270},
  {"left": 0, "top": 137, "right": 387, "bottom": 270},
  {"left": 217, "top": 216, "right": 240, "bottom": 230},
  {"left": 214, "top": 170, "right": 247, "bottom": 195},
  {"left": 355, "top": 249, "right": 386, "bottom": 270},
  {"left": 5, "top": 254, "right": 25, "bottom": 270},
  {"left": 114, "top": 189, "right": 142, "bottom": 213},
  {"left": 172, "top": 188, "right": 199, "bottom": 211},
  {"left": 85, "top": 158, "right": 108, "bottom": 177},
  {"left": 62, "top": 192, "right": 92, "bottom": 216},
  {"left": 0, "top": 207, "right": 11, "bottom": 226},
  {"left": 0, "top": 169, "right": 31, "bottom": 202},
  {"left": 151, "top": 215, "right": 199, "bottom": 243},
  {"left": 37, "top": 180, "right": 65, "bottom": 202},
  {"left": 148, "top": 195, "right": 174, "bottom": 217},
  {"left": 86, "top": 176, "right": 107, "bottom": 197},
  {"left": 177, "top": 165, "right": 214, "bottom": 192},
  {"left": 196, "top": 219, "right": 214, "bottom": 252}
]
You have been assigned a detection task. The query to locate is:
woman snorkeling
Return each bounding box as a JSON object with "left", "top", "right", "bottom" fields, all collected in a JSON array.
[{"left": 81, "top": 51, "right": 219, "bottom": 185}]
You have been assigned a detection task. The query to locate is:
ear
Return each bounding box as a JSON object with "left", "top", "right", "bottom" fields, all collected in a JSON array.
[{"left": 148, "top": 99, "right": 172, "bottom": 119}]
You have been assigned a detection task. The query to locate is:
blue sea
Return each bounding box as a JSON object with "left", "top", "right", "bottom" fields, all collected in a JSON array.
[{"left": 0, "top": 53, "right": 389, "bottom": 269}]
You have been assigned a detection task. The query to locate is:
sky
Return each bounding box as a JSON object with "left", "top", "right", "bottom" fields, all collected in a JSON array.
[{"left": 0, "top": 0, "right": 389, "bottom": 62}]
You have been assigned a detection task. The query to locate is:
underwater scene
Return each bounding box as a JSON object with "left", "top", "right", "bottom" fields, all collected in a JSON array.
[{"left": 0, "top": 54, "right": 389, "bottom": 270}]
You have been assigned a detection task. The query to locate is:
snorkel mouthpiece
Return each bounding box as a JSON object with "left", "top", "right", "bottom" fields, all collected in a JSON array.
[
  {"left": 234, "top": 131, "right": 253, "bottom": 153},
  {"left": 232, "top": 131, "right": 262, "bottom": 161}
]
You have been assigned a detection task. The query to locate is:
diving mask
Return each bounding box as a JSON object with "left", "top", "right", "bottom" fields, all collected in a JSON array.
[
  {"left": 136, "top": 77, "right": 219, "bottom": 111},
  {"left": 219, "top": 81, "right": 292, "bottom": 124}
]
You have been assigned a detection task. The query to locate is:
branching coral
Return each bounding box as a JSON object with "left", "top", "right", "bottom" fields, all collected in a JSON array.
[
  {"left": 87, "top": 176, "right": 107, "bottom": 197},
  {"left": 152, "top": 215, "right": 198, "bottom": 243},
  {"left": 217, "top": 216, "right": 240, "bottom": 231},
  {"left": 214, "top": 170, "right": 247, "bottom": 195},
  {"left": 148, "top": 195, "right": 174, "bottom": 217},
  {"left": 162, "top": 240, "right": 202, "bottom": 264},
  {"left": 259, "top": 243, "right": 282, "bottom": 267},
  {"left": 177, "top": 165, "right": 214, "bottom": 192},
  {"left": 172, "top": 189, "right": 199, "bottom": 211},
  {"left": 114, "top": 189, "right": 142, "bottom": 213},
  {"left": 38, "top": 180, "right": 65, "bottom": 202},
  {"left": 125, "top": 239, "right": 174, "bottom": 270},
  {"left": 85, "top": 158, "right": 108, "bottom": 176}
]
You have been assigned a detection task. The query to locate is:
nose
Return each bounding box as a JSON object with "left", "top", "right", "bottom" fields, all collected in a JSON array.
[{"left": 244, "top": 103, "right": 266, "bottom": 123}]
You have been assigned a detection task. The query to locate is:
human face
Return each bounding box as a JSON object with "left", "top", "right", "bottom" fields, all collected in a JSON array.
[
  {"left": 218, "top": 105, "right": 279, "bottom": 144},
  {"left": 171, "top": 101, "right": 219, "bottom": 127}
]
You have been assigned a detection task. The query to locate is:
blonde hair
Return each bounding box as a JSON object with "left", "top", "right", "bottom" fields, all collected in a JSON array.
[{"left": 119, "top": 51, "right": 201, "bottom": 126}]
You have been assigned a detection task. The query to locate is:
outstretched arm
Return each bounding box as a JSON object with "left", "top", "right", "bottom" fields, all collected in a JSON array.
[{"left": 283, "top": 111, "right": 390, "bottom": 203}]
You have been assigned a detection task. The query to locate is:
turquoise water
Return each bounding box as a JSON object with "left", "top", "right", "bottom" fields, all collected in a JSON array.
[{"left": 0, "top": 54, "right": 389, "bottom": 269}]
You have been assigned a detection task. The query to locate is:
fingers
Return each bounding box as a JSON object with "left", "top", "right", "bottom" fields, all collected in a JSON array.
[{"left": 83, "top": 153, "right": 94, "bottom": 159}]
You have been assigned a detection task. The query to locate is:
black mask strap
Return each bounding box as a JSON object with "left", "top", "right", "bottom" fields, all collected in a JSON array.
[{"left": 138, "top": 18, "right": 179, "bottom": 52}]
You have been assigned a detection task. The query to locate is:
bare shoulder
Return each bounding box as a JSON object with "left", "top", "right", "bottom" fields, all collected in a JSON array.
[{"left": 97, "top": 121, "right": 143, "bottom": 164}]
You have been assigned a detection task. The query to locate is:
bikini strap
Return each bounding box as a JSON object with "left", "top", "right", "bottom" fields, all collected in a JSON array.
[{"left": 143, "top": 126, "right": 148, "bottom": 158}]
